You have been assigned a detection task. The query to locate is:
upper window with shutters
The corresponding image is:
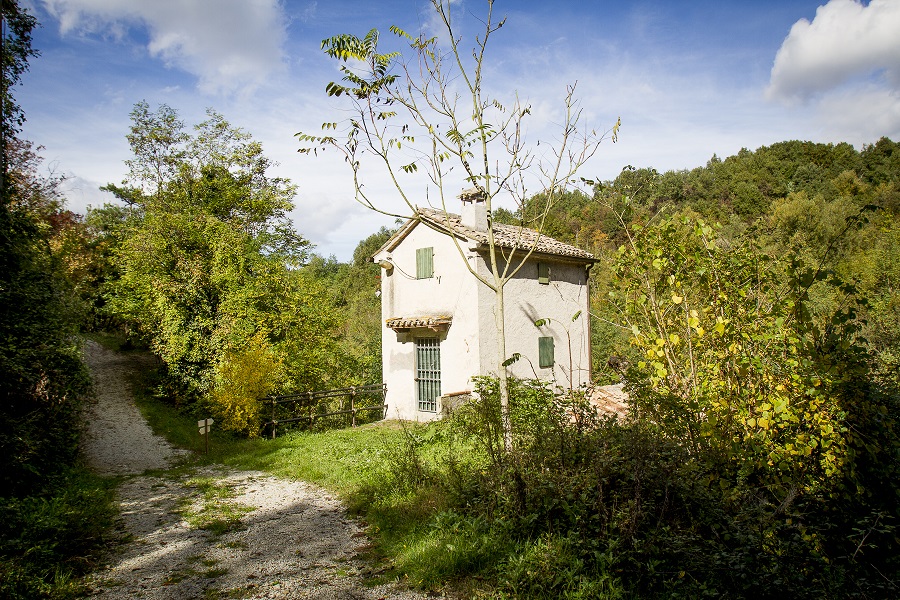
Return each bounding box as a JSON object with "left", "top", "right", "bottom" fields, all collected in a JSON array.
[
  {"left": 416, "top": 247, "right": 434, "bottom": 279},
  {"left": 537, "top": 262, "right": 550, "bottom": 285}
]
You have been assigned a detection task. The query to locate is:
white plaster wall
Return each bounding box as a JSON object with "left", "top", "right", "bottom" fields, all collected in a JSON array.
[
  {"left": 375, "top": 224, "right": 482, "bottom": 421},
  {"left": 475, "top": 255, "right": 592, "bottom": 389}
]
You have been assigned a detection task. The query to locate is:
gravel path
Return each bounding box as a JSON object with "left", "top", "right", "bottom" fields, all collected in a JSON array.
[
  {"left": 82, "top": 341, "right": 188, "bottom": 475},
  {"left": 81, "top": 341, "right": 427, "bottom": 600}
]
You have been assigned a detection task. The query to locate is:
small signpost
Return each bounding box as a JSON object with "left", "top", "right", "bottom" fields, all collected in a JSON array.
[{"left": 198, "top": 418, "right": 214, "bottom": 454}]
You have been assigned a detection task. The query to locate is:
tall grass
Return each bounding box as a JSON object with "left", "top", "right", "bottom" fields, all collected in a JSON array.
[
  {"left": 0, "top": 468, "right": 118, "bottom": 600},
  {"left": 127, "top": 356, "right": 900, "bottom": 598}
]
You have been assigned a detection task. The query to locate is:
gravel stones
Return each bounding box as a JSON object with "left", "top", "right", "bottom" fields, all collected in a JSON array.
[
  {"left": 80, "top": 342, "right": 427, "bottom": 599},
  {"left": 82, "top": 341, "right": 187, "bottom": 475}
]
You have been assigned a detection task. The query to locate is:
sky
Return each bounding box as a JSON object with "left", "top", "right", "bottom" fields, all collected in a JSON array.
[{"left": 15, "top": 0, "right": 900, "bottom": 260}]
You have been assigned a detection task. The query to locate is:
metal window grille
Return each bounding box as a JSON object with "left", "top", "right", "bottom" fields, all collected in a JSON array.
[{"left": 415, "top": 338, "right": 441, "bottom": 412}]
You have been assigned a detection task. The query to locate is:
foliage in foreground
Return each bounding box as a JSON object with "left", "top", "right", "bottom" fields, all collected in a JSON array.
[
  {"left": 1, "top": 5, "right": 116, "bottom": 599},
  {"left": 0, "top": 468, "right": 117, "bottom": 600},
  {"left": 366, "top": 374, "right": 899, "bottom": 599},
  {"left": 348, "top": 214, "right": 900, "bottom": 597},
  {"left": 1, "top": 1, "right": 90, "bottom": 496}
]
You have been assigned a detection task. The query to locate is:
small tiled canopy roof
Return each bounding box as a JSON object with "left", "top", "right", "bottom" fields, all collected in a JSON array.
[
  {"left": 417, "top": 207, "right": 595, "bottom": 261},
  {"left": 385, "top": 315, "right": 452, "bottom": 332}
]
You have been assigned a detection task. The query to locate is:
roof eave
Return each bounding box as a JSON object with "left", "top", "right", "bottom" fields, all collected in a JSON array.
[{"left": 470, "top": 242, "right": 597, "bottom": 265}]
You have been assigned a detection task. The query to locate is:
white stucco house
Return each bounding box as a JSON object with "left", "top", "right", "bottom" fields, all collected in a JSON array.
[{"left": 373, "top": 193, "right": 597, "bottom": 421}]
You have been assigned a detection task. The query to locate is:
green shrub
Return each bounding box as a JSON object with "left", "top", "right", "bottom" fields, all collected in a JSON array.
[
  {"left": 209, "top": 335, "right": 281, "bottom": 436},
  {"left": 382, "top": 373, "right": 900, "bottom": 598},
  {"left": 0, "top": 468, "right": 117, "bottom": 599}
]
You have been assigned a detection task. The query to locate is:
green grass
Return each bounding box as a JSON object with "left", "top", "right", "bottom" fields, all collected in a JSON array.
[
  {"left": 0, "top": 467, "right": 119, "bottom": 600},
  {"left": 129, "top": 362, "right": 409, "bottom": 492},
  {"left": 124, "top": 355, "right": 498, "bottom": 596},
  {"left": 178, "top": 477, "right": 254, "bottom": 535}
]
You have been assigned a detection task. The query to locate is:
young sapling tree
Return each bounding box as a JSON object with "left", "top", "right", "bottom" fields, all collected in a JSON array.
[{"left": 297, "top": 0, "right": 618, "bottom": 451}]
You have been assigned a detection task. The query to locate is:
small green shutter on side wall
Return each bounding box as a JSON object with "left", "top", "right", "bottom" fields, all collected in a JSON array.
[
  {"left": 538, "top": 336, "right": 554, "bottom": 368},
  {"left": 538, "top": 262, "right": 550, "bottom": 284},
  {"left": 416, "top": 247, "right": 434, "bottom": 279}
]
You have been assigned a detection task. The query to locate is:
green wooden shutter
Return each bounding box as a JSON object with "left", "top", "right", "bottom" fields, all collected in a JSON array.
[
  {"left": 416, "top": 247, "right": 434, "bottom": 279},
  {"left": 538, "top": 336, "right": 554, "bottom": 368},
  {"left": 538, "top": 262, "right": 550, "bottom": 285}
]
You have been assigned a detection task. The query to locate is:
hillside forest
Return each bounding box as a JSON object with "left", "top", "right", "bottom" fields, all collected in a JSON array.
[{"left": 3, "top": 2, "right": 900, "bottom": 596}]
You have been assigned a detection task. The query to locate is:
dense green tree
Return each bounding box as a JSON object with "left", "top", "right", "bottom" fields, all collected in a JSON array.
[
  {"left": 102, "top": 103, "right": 346, "bottom": 433},
  {"left": 304, "top": 226, "right": 397, "bottom": 386},
  {"left": 1, "top": 0, "right": 38, "bottom": 182},
  {"left": 604, "top": 212, "right": 900, "bottom": 596},
  {"left": 1, "top": 1, "right": 91, "bottom": 493}
]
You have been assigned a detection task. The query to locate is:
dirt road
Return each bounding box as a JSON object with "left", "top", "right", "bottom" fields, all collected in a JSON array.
[{"left": 81, "top": 341, "right": 425, "bottom": 599}]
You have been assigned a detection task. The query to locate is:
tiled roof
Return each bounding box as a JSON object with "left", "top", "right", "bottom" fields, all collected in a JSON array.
[
  {"left": 385, "top": 315, "right": 452, "bottom": 332},
  {"left": 588, "top": 384, "right": 629, "bottom": 418},
  {"left": 416, "top": 207, "right": 595, "bottom": 262}
]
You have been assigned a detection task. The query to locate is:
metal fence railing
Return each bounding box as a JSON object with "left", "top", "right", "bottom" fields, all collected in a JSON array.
[{"left": 261, "top": 383, "right": 387, "bottom": 438}]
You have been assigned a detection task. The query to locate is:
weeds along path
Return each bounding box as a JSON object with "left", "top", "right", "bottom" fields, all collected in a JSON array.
[{"left": 81, "top": 341, "right": 426, "bottom": 599}]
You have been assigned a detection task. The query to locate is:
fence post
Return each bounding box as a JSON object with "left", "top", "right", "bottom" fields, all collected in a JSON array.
[
  {"left": 271, "top": 397, "right": 277, "bottom": 439},
  {"left": 351, "top": 386, "right": 357, "bottom": 427}
]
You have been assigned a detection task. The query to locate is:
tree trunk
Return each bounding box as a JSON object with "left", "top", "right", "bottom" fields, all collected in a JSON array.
[{"left": 495, "top": 283, "right": 513, "bottom": 453}]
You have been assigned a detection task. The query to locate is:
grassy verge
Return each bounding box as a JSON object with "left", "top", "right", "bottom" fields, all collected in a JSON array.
[
  {"left": 0, "top": 468, "right": 119, "bottom": 600},
  {"left": 126, "top": 358, "right": 494, "bottom": 595}
]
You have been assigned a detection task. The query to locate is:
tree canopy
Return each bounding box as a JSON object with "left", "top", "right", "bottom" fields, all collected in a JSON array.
[{"left": 98, "top": 103, "right": 348, "bottom": 434}]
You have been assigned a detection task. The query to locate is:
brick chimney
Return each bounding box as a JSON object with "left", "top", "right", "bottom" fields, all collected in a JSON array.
[{"left": 459, "top": 187, "right": 487, "bottom": 231}]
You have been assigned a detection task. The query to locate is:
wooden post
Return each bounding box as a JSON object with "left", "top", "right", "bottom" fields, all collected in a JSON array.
[
  {"left": 351, "top": 386, "right": 357, "bottom": 427},
  {"left": 198, "top": 418, "right": 214, "bottom": 453},
  {"left": 271, "top": 397, "right": 277, "bottom": 439}
]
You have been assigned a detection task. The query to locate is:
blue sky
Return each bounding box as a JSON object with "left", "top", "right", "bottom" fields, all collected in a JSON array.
[{"left": 16, "top": 0, "right": 900, "bottom": 260}]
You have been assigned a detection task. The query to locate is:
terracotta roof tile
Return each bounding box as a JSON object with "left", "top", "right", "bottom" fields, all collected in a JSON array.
[
  {"left": 587, "top": 384, "right": 630, "bottom": 418},
  {"left": 385, "top": 315, "right": 452, "bottom": 332},
  {"left": 416, "top": 207, "right": 595, "bottom": 261}
]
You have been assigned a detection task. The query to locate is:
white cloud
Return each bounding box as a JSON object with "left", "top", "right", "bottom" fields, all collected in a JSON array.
[
  {"left": 816, "top": 86, "right": 900, "bottom": 142},
  {"left": 766, "top": 0, "right": 900, "bottom": 102},
  {"left": 40, "top": 0, "right": 288, "bottom": 94},
  {"left": 297, "top": 1, "right": 317, "bottom": 23},
  {"left": 59, "top": 175, "right": 118, "bottom": 215}
]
